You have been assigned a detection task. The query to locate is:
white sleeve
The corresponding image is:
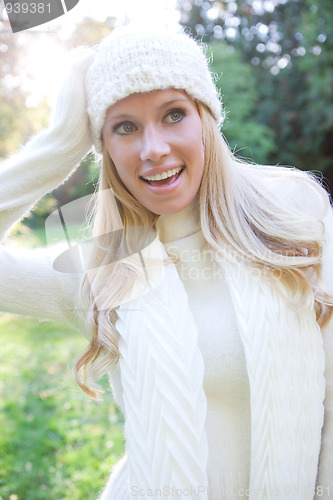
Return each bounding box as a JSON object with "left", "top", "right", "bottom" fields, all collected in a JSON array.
[
  {"left": 0, "top": 242, "right": 86, "bottom": 332},
  {"left": 316, "top": 203, "right": 333, "bottom": 496},
  {"left": 321, "top": 203, "right": 333, "bottom": 296},
  {"left": 0, "top": 138, "right": 87, "bottom": 328}
]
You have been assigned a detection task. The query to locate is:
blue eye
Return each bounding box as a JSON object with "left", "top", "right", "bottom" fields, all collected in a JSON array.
[
  {"left": 165, "top": 109, "right": 185, "bottom": 124},
  {"left": 114, "top": 122, "right": 136, "bottom": 135}
]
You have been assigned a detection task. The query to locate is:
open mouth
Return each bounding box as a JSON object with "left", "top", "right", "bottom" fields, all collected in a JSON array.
[{"left": 141, "top": 166, "right": 185, "bottom": 186}]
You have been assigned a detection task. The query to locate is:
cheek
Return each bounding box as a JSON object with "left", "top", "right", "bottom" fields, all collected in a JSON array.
[
  {"left": 190, "top": 114, "right": 203, "bottom": 142},
  {"left": 106, "top": 140, "right": 120, "bottom": 166},
  {"left": 106, "top": 143, "right": 130, "bottom": 180},
  {"left": 192, "top": 122, "right": 205, "bottom": 166}
]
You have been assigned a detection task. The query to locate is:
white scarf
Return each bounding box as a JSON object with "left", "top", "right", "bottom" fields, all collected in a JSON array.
[{"left": 115, "top": 241, "right": 325, "bottom": 500}]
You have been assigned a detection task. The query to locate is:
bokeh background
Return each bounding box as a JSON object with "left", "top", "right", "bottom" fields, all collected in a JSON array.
[{"left": 0, "top": 0, "right": 332, "bottom": 499}]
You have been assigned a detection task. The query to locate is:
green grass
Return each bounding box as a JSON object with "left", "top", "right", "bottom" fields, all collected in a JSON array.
[
  {"left": 0, "top": 314, "right": 125, "bottom": 500},
  {"left": 6, "top": 222, "right": 88, "bottom": 248}
]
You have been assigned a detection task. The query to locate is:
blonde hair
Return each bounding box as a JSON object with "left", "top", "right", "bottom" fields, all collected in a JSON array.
[{"left": 74, "top": 101, "right": 332, "bottom": 398}]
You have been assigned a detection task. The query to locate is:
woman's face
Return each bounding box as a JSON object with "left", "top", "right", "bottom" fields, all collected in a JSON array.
[{"left": 103, "top": 89, "right": 205, "bottom": 215}]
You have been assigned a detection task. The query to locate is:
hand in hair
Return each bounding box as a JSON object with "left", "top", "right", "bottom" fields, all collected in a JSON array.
[{"left": 47, "top": 47, "right": 95, "bottom": 161}]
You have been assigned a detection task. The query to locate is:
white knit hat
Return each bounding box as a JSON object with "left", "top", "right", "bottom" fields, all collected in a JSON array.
[{"left": 85, "top": 24, "right": 224, "bottom": 153}]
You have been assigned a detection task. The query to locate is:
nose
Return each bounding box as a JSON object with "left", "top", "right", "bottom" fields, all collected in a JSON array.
[{"left": 139, "top": 125, "right": 171, "bottom": 162}]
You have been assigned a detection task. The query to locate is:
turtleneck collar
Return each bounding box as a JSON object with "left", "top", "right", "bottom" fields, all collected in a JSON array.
[{"left": 155, "top": 196, "right": 201, "bottom": 244}]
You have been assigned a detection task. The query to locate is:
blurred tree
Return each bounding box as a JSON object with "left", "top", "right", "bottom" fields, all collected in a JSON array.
[
  {"left": 178, "top": 0, "right": 333, "bottom": 192},
  {"left": 209, "top": 41, "right": 276, "bottom": 162},
  {"left": 0, "top": 5, "right": 49, "bottom": 156},
  {"left": 297, "top": 0, "right": 333, "bottom": 179},
  {"left": 70, "top": 17, "right": 115, "bottom": 47}
]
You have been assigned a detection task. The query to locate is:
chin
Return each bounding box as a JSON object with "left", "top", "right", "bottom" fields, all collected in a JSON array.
[{"left": 151, "top": 201, "right": 193, "bottom": 216}]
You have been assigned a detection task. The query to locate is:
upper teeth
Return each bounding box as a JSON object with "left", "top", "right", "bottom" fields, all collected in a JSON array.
[{"left": 142, "top": 166, "right": 183, "bottom": 181}]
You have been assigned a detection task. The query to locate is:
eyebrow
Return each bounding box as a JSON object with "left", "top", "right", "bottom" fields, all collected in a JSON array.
[
  {"left": 105, "top": 97, "right": 189, "bottom": 124},
  {"left": 160, "top": 97, "right": 189, "bottom": 108}
]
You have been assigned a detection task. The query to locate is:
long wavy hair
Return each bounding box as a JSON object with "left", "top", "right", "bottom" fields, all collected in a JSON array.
[{"left": 75, "top": 100, "right": 332, "bottom": 398}]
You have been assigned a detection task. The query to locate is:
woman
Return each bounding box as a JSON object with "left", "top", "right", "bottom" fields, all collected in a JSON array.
[{"left": 0, "top": 24, "right": 332, "bottom": 500}]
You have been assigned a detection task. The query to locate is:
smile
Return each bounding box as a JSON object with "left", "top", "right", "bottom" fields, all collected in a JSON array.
[{"left": 141, "top": 166, "right": 184, "bottom": 182}]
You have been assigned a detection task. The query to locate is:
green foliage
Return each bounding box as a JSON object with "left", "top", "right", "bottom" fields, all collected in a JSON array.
[
  {"left": 209, "top": 42, "right": 276, "bottom": 162},
  {"left": 23, "top": 153, "right": 99, "bottom": 233},
  {"left": 297, "top": 0, "right": 333, "bottom": 170},
  {"left": 179, "top": 0, "right": 333, "bottom": 192},
  {"left": 246, "top": 0, "right": 333, "bottom": 176},
  {"left": 0, "top": 314, "right": 124, "bottom": 500},
  {"left": 0, "top": 95, "right": 48, "bottom": 157}
]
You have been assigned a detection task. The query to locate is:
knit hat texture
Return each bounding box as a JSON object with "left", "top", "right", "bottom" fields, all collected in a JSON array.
[{"left": 85, "top": 24, "right": 223, "bottom": 153}]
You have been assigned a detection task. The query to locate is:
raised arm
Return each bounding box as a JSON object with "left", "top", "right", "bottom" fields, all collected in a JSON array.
[
  {"left": 0, "top": 48, "right": 94, "bottom": 242},
  {"left": 0, "top": 48, "right": 94, "bottom": 330}
]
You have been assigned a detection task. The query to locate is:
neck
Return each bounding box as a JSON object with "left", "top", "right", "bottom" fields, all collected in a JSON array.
[{"left": 155, "top": 196, "right": 200, "bottom": 244}]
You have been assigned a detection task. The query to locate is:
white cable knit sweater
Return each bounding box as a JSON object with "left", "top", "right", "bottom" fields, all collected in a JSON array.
[
  {"left": 156, "top": 208, "right": 251, "bottom": 498},
  {"left": 1, "top": 154, "right": 333, "bottom": 498}
]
